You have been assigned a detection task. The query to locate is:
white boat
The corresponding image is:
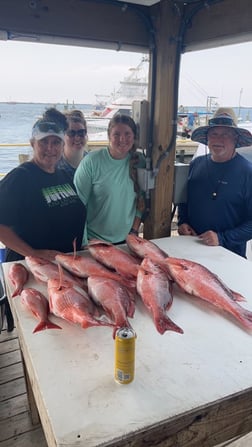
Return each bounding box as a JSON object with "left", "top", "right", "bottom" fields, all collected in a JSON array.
[{"left": 87, "top": 56, "right": 149, "bottom": 140}]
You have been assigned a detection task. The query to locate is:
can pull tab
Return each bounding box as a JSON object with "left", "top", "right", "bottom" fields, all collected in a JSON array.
[{"left": 121, "top": 328, "right": 129, "bottom": 338}]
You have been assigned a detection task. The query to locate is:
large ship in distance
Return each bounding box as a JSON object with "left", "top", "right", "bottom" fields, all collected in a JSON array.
[{"left": 86, "top": 56, "right": 149, "bottom": 140}]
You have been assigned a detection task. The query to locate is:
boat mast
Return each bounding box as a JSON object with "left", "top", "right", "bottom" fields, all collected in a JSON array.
[{"left": 238, "top": 88, "right": 243, "bottom": 120}]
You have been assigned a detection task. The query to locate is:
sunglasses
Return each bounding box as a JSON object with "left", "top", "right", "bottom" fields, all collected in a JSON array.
[
  {"left": 36, "top": 121, "right": 64, "bottom": 133},
  {"left": 66, "top": 129, "right": 87, "bottom": 138},
  {"left": 208, "top": 116, "right": 235, "bottom": 127}
]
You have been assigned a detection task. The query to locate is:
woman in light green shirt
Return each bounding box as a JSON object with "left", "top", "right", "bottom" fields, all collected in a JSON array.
[{"left": 74, "top": 114, "right": 145, "bottom": 245}]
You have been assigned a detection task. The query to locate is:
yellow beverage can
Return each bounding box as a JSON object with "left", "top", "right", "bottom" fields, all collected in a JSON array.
[{"left": 114, "top": 327, "right": 136, "bottom": 384}]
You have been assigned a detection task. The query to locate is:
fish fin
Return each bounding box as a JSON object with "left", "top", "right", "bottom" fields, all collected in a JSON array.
[
  {"left": 165, "top": 281, "right": 174, "bottom": 311},
  {"left": 33, "top": 320, "right": 62, "bottom": 333},
  {"left": 112, "top": 326, "right": 118, "bottom": 339},
  {"left": 81, "top": 316, "right": 114, "bottom": 329},
  {"left": 57, "top": 264, "right": 64, "bottom": 290},
  {"left": 156, "top": 260, "right": 174, "bottom": 281},
  {"left": 238, "top": 308, "right": 252, "bottom": 329},
  {"left": 231, "top": 290, "right": 246, "bottom": 302},
  {"left": 127, "top": 301, "right": 136, "bottom": 318},
  {"left": 155, "top": 314, "right": 184, "bottom": 335},
  {"left": 88, "top": 239, "right": 112, "bottom": 246},
  {"left": 96, "top": 313, "right": 115, "bottom": 325}
]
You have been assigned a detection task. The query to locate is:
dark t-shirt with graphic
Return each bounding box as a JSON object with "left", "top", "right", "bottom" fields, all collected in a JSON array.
[{"left": 0, "top": 162, "right": 86, "bottom": 261}]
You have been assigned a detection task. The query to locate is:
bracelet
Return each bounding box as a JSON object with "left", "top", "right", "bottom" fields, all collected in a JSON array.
[{"left": 129, "top": 228, "right": 138, "bottom": 235}]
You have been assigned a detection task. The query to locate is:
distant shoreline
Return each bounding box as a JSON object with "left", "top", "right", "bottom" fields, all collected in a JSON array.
[{"left": 0, "top": 101, "right": 94, "bottom": 107}]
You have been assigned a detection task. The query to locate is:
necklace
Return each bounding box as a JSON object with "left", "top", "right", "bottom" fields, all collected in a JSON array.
[{"left": 206, "top": 153, "right": 236, "bottom": 200}]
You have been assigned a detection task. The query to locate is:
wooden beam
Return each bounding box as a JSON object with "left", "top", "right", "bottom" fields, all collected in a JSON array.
[
  {"left": 112, "top": 389, "right": 252, "bottom": 446},
  {"left": 144, "top": 0, "right": 180, "bottom": 239},
  {"left": 0, "top": 0, "right": 150, "bottom": 51},
  {"left": 0, "top": 0, "right": 251, "bottom": 52},
  {"left": 183, "top": 0, "right": 252, "bottom": 52}
]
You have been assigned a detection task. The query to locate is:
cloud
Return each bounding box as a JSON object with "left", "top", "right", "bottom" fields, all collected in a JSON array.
[
  {"left": 1, "top": 39, "right": 252, "bottom": 106},
  {"left": 0, "top": 41, "right": 145, "bottom": 103},
  {"left": 179, "top": 41, "right": 252, "bottom": 107}
]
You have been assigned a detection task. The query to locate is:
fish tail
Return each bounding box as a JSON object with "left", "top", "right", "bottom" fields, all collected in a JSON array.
[
  {"left": 12, "top": 287, "right": 22, "bottom": 298},
  {"left": 231, "top": 290, "right": 246, "bottom": 302},
  {"left": 155, "top": 313, "right": 184, "bottom": 335},
  {"left": 33, "top": 320, "right": 62, "bottom": 333}
]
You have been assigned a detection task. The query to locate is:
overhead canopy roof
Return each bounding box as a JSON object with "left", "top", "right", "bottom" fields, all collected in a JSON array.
[{"left": 0, "top": 0, "right": 252, "bottom": 53}]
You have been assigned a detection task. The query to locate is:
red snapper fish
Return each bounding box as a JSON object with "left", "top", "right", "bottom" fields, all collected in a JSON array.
[
  {"left": 21, "top": 288, "right": 62, "bottom": 333},
  {"left": 162, "top": 257, "right": 252, "bottom": 330},
  {"left": 88, "top": 276, "right": 135, "bottom": 329},
  {"left": 55, "top": 252, "right": 136, "bottom": 290},
  {"left": 87, "top": 239, "right": 140, "bottom": 279},
  {"left": 8, "top": 263, "right": 29, "bottom": 297},
  {"left": 25, "top": 256, "right": 84, "bottom": 288},
  {"left": 136, "top": 257, "right": 183, "bottom": 335},
  {"left": 126, "top": 234, "right": 168, "bottom": 262},
  {"left": 47, "top": 278, "right": 114, "bottom": 329}
]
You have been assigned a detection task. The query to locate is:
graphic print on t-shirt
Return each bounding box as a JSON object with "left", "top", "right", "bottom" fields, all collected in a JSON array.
[{"left": 42, "top": 184, "right": 77, "bottom": 207}]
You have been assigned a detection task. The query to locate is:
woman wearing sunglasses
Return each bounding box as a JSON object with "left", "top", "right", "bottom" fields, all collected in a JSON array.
[
  {"left": 0, "top": 108, "right": 86, "bottom": 262},
  {"left": 57, "top": 109, "right": 88, "bottom": 181}
]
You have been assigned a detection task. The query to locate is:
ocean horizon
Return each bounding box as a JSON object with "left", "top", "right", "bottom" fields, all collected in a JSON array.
[
  {"left": 1, "top": 102, "right": 252, "bottom": 175},
  {"left": 0, "top": 102, "right": 95, "bottom": 174}
]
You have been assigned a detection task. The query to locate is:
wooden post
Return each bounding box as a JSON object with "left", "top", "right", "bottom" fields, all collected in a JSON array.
[{"left": 144, "top": 0, "right": 182, "bottom": 240}]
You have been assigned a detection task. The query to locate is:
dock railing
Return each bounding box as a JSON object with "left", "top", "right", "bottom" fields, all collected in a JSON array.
[{"left": 0, "top": 139, "right": 198, "bottom": 179}]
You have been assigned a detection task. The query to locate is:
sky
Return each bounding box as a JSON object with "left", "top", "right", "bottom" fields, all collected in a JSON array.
[
  {"left": 0, "top": 41, "right": 146, "bottom": 105},
  {"left": 179, "top": 41, "right": 252, "bottom": 108},
  {"left": 1, "top": 39, "right": 252, "bottom": 106}
]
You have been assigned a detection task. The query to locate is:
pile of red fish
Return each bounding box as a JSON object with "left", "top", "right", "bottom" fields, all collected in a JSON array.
[{"left": 7, "top": 235, "right": 252, "bottom": 335}]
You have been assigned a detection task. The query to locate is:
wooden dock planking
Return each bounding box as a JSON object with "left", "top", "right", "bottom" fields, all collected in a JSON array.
[
  {"left": 0, "top": 326, "right": 47, "bottom": 447},
  {"left": 0, "top": 427, "right": 48, "bottom": 447}
]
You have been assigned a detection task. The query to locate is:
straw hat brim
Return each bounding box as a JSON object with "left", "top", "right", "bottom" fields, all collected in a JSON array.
[{"left": 191, "top": 124, "right": 252, "bottom": 148}]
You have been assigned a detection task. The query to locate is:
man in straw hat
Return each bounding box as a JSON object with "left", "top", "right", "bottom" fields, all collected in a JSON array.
[{"left": 178, "top": 107, "right": 252, "bottom": 257}]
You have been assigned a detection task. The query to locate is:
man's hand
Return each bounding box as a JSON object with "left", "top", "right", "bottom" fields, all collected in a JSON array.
[
  {"left": 199, "top": 231, "right": 219, "bottom": 246},
  {"left": 178, "top": 223, "right": 197, "bottom": 236}
]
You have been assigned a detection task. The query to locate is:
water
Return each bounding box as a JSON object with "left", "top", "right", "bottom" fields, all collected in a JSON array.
[
  {"left": 180, "top": 106, "right": 252, "bottom": 123},
  {"left": 0, "top": 102, "right": 94, "bottom": 175},
  {"left": 1, "top": 102, "right": 252, "bottom": 175}
]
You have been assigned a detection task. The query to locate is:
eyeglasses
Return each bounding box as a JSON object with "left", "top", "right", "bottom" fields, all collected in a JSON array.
[
  {"left": 208, "top": 116, "right": 235, "bottom": 127},
  {"left": 35, "top": 121, "right": 64, "bottom": 133},
  {"left": 66, "top": 129, "right": 87, "bottom": 138}
]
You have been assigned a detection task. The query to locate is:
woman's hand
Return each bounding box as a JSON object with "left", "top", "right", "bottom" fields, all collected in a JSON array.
[{"left": 31, "top": 249, "right": 62, "bottom": 261}]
